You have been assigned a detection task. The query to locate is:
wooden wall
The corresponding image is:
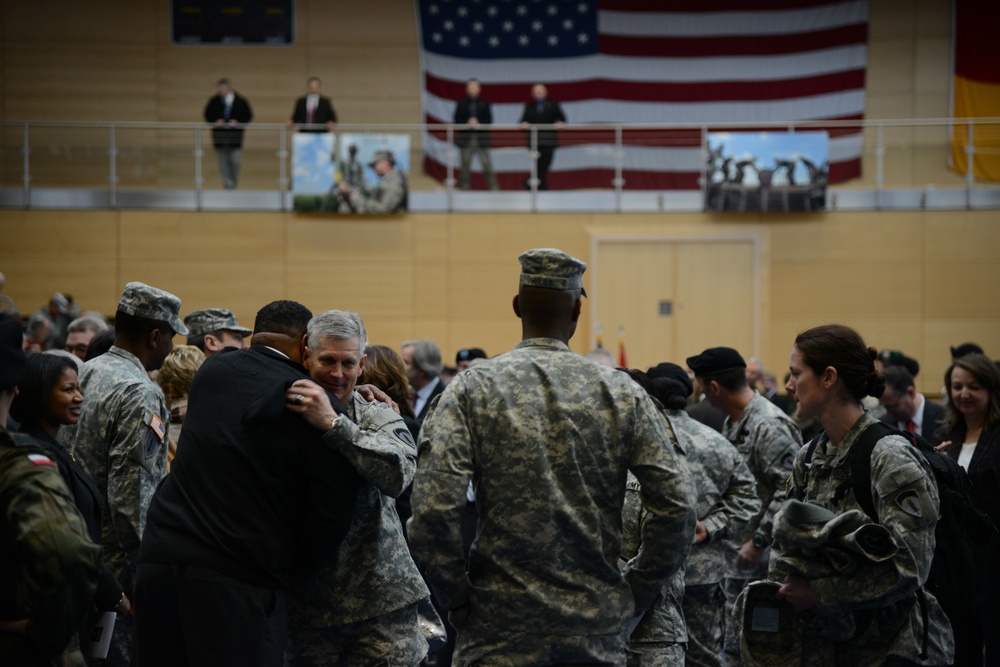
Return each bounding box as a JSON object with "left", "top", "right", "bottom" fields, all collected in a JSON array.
[{"left": 2, "top": 208, "right": 998, "bottom": 396}]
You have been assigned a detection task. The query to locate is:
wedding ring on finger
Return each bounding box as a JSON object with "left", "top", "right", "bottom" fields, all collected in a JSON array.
[{"left": 293, "top": 394, "right": 305, "bottom": 405}]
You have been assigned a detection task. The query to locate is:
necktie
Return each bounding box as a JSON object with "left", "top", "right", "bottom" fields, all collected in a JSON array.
[
  {"left": 308, "top": 100, "right": 315, "bottom": 125},
  {"left": 906, "top": 419, "right": 917, "bottom": 434}
]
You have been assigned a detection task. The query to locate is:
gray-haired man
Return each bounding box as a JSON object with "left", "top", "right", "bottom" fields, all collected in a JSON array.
[
  {"left": 401, "top": 338, "right": 444, "bottom": 423},
  {"left": 286, "top": 310, "right": 429, "bottom": 666}
]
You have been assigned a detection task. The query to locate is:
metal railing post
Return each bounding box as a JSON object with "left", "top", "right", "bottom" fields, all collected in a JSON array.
[
  {"left": 875, "top": 123, "right": 884, "bottom": 211},
  {"left": 613, "top": 125, "right": 623, "bottom": 211},
  {"left": 965, "top": 122, "right": 975, "bottom": 210},
  {"left": 446, "top": 124, "right": 455, "bottom": 212},
  {"left": 194, "top": 126, "right": 204, "bottom": 211},
  {"left": 529, "top": 126, "right": 538, "bottom": 211},
  {"left": 109, "top": 125, "right": 118, "bottom": 208},
  {"left": 21, "top": 122, "right": 31, "bottom": 208},
  {"left": 278, "top": 126, "right": 289, "bottom": 211}
]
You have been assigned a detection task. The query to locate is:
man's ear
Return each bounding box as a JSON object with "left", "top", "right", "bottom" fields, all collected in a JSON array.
[
  {"left": 512, "top": 294, "right": 521, "bottom": 318},
  {"left": 570, "top": 296, "right": 582, "bottom": 323},
  {"left": 204, "top": 334, "right": 223, "bottom": 354},
  {"left": 148, "top": 327, "right": 162, "bottom": 351}
]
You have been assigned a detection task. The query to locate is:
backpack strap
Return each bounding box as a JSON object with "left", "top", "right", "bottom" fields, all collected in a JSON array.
[{"left": 844, "top": 421, "right": 892, "bottom": 523}]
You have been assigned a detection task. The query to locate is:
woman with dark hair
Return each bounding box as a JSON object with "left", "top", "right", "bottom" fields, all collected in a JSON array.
[
  {"left": 360, "top": 344, "right": 418, "bottom": 439},
  {"left": 773, "top": 324, "right": 953, "bottom": 665},
  {"left": 938, "top": 353, "right": 1000, "bottom": 666},
  {"left": 9, "top": 354, "right": 130, "bottom": 650}
]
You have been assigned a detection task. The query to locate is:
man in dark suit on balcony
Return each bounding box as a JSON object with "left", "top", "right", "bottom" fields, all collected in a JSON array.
[
  {"left": 519, "top": 83, "right": 566, "bottom": 191},
  {"left": 203, "top": 78, "right": 253, "bottom": 189},
  {"left": 288, "top": 77, "right": 338, "bottom": 133}
]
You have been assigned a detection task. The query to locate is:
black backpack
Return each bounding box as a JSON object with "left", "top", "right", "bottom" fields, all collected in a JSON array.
[{"left": 803, "top": 421, "right": 997, "bottom": 617}]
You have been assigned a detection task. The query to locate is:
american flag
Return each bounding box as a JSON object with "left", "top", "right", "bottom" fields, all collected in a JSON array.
[{"left": 416, "top": 0, "right": 868, "bottom": 190}]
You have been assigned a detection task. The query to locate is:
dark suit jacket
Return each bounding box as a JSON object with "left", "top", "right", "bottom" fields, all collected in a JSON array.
[
  {"left": 519, "top": 99, "right": 567, "bottom": 148},
  {"left": 138, "top": 345, "right": 361, "bottom": 588},
  {"left": 416, "top": 377, "right": 446, "bottom": 425},
  {"left": 453, "top": 96, "right": 493, "bottom": 148},
  {"left": 291, "top": 95, "right": 338, "bottom": 131},
  {"left": 203, "top": 92, "right": 253, "bottom": 148},
  {"left": 879, "top": 397, "right": 946, "bottom": 443},
  {"left": 943, "top": 421, "right": 1000, "bottom": 575}
]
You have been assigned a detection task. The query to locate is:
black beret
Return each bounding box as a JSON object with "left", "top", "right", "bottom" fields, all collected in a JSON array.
[
  {"left": 456, "top": 347, "right": 487, "bottom": 364},
  {"left": 877, "top": 350, "right": 920, "bottom": 377},
  {"left": 686, "top": 347, "right": 746, "bottom": 377},
  {"left": 950, "top": 342, "right": 984, "bottom": 359},
  {"left": 647, "top": 362, "right": 693, "bottom": 398}
]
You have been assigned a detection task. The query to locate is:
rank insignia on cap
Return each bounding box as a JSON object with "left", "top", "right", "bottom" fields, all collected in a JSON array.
[
  {"left": 28, "top": 453, "right": 55, "bottom": 467},
  {"left": 149, "top": 414, "right": 166, "bottom": 442}
]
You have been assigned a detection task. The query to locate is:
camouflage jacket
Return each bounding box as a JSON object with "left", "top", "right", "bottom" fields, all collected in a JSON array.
[
  {"left": 662, "top": 409, "right": 760, "bottom": 587},
  {"left": 67, "top": 346, "right": 168, "bottom": 589},
  {"left": 775, "top": 412, "right": 954, "bottom": 665},
  {"left": 355, "top": 168, "right": 407, "bottom": 213},
  {"left": 409, "top": 338, "right": 696, "bottom": 636},
  {"left": 622, "top": 471, "right": 687, "bottom": 645},
  {"left": 289, "top": 391, "right": 427, "bottom": 627},
  {"left": 721, "top": 392, "right": 801, "bottom": 566},
  {"left": 0, "top": 429, "right": 100, "bottom": 664}
]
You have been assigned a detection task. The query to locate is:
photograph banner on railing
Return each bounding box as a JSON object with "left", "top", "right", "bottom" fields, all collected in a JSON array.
[
  {"left": 705, "top": 131, "right": 829, "bottom": 212},
  {"left": 292, "top": 133, "right": 410, "bottom": 213}
]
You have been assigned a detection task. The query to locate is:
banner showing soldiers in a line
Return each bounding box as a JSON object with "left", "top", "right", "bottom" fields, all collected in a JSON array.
[
  {"left": 293, "top": 134, "right": 410, "bottom": 213},
  {"left": 705, "top": 132, "right": 829, "bottom": 212}
]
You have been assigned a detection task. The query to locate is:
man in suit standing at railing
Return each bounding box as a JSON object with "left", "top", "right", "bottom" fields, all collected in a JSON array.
[
  {"left": 454, "top": 79, "right": 499, "bottom": 191},
  {"left": 203, "top": 78, "right": 253, "bottom": 190},
  {"left": 289, "top": 77, "right": 338, "bottom": 133},
  {"left": 519, "top": 83, "right": 566, "bottom": 191}
]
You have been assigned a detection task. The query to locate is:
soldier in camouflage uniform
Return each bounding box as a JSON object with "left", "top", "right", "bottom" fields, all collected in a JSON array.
[
  {"left": 286, "top": 309, "right": 429, "bottom": 666},
  {"left": 0, "top": 314, "right": 101, "bottom": 667},
  {"left": 337, "top": 149, "right": 408, "bottom": 213},
  {"left": 66, "top": 282, "right": 187, "bottom": 666},
  {"left": 182, "top": 307, "right": 251, "bottom": 358},
  {"left": 686, "top": 347, "right": 802, "bottom": 667},
  {"left": 409, "top": 248, "right": 697, "bottom": 667},
  {"left": 759, "top": 324, "right": 953, "bottom": 666},
  {"left": 623, "top": 364, "right": 760, "bottom": 667}
]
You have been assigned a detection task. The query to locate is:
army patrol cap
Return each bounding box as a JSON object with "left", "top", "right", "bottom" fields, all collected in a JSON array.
[
  {"left": 184, "top": 308, "right": 252, "bottom": 338},
  {"left": 0, "top": 314, "right": 27, "bottom": 391},
  {"left": 518, "top": 248, "right": 588, "bottom": 297},
  {"left": 647, "top": 362, "right": 693, "bottom": 398},
  {"left": 950, "top": 342, "right": 984, "bottom": 358},
  {"left": 686, "top": 347, "right": 746, "bottom": 377},
  {"left": 117, "top": 282, "right": 188, "bottom": 336},
  {"left": 368, "top": 150, "right": 394, "bottom": 167}
]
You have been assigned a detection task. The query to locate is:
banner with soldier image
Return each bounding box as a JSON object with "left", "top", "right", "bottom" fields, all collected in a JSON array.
[
  {"left": 292, "top": 133, "right": 410, "bottom": 213},
  {"left": 705, "top": 132, "right": 829, "bottom": 213}
]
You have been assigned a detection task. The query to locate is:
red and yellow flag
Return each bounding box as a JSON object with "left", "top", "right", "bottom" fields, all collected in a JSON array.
[{"left": 951, "top": 0, "right": 1000, "bottom": 182}]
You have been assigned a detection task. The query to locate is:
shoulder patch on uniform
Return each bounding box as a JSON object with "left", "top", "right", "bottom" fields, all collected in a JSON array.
[
  {"left": 27, "top": 453, "right": 55, "bottom": 467},
  {"left": 149, "top": 414, "right": 166, "bottom": 441},
  {"left": 895, "top": 489, "right": 923, "bottom": 518}
]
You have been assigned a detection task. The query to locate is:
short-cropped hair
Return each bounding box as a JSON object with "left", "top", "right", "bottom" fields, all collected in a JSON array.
[
  {"left": 67, "top": 314, "right": 109, "bottom": 335},
  {"left": 307, "top": 310, "right": 367, "bottom": 352},
  {"left": 156, "top": 345, "right": 205, "bottom": 400}
]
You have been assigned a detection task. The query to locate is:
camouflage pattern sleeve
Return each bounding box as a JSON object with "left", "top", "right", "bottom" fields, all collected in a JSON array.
[
  {"left": 408, "top": 386, "right": 475, "bottom": 611},
  {"left": 356, "top": 170, "right": 407, "bottom": 213},
  {"left": 1, "top": 437, "right": 101, "bottom": 659},
  {"left": 322, "top": 395, "right": 417, "bottom": 498},
  {"left": 699, "top": 442, "right": 760, "bottom": 541},
  {"left": 809, "top": 435, "right": 939, "bottom": 617},
  {"left": 748, "top": 416, "right": 801, "bottom": 542},
  {"left": 621, "top": 398, "right": 697, "bottom": 611},
  {"left": 105, "top": 382, "right": 168, "bottom": 585}
]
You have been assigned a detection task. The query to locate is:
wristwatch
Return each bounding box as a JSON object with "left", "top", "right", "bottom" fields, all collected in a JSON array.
[{"left": 752, "top": 533, "right": 769, "bottom": 549}]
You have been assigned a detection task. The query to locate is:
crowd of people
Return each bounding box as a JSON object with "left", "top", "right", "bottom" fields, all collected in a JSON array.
[{"left": 1, "top": 252, "right": 999, "bottom": 667}]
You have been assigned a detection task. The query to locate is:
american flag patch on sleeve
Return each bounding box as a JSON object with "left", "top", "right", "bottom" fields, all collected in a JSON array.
[{"left": 28, "top": 453, "right": 55, "bottom": 467}]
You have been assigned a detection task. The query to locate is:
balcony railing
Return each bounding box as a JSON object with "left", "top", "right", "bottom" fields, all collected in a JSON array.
[{"left": 1, "top": 118, "right": 998, "bottom": 212}]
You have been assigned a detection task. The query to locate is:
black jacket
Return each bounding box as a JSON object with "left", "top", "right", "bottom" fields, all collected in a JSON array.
[
  {"left": 453, "top": 96, "right": 493, "bottom": 148},
  {"left": 879, "top": 398, "right": 946, "bottom": 443},
  {"left": 138, "top": 346, "right": 361, "bottom": 588},
  {"left": 291, "top": 95, "right": 338, "bottom": 131},
  {"left": 943, "top": 420, "right": 1000, "bottom": 575},
  {"left": 203, "top": 92, "right": 253, "bottom": 149},
  {"left": 519, "top": 98, "right": 567, "bottom": 148},
  {"left": 19, "top": 425, "right": 123, "bottom": 610}
]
